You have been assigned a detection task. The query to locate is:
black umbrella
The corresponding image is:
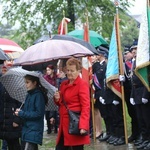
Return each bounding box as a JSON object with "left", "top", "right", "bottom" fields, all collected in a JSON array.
[
  {"left": 52, "top": 34, "right": 99, "bottom": 55},
  {"left": 33, "top": 35, "right": 50, "bottom": 44},
  {"left": 0, "top": 48, "right": 10, "bottom": 64}
]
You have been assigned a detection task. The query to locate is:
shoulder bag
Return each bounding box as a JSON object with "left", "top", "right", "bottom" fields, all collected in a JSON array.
[{"left": 62, "top": 97, "right": 88, "bottom": 136}]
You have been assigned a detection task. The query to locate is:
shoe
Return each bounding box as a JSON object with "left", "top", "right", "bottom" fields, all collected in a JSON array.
[
  {"left": 134, "top": 135, "right": 143, "bottom": 146},
  {"left": 128, "top": 135, "right": 137, "bottom": 143},
  {"left": 134, "top": 139, "right": 143, "bottom": 146},
  {"left": 136, "top": 140, "right": 149, "bottom": 150},
  {"left": 99, "top": 133, "right": 110, "bottom": 142},
  {"left": 114, "top": 137, "right": 125, "bottom": 146},
  {"left": 96, "top": 132, "right": 103, "bottom": 139},
  {"left": 106, "top": 135, "right": 114, "bottom": 143},
  {"left": 109, "top": 137, "right": 118, "bottom": 144},
  {"left": 144, "top": 142, "right": 150, "bottom": 150}
]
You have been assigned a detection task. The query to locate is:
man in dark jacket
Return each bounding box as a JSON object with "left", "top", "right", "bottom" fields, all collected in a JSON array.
[{"left": 0, "top": 82, "right": 22, "bottom": 150}]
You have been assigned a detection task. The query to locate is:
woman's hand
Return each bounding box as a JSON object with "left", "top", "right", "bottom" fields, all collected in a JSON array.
[
  {"left": 80, "top": 129, "right": 88, "bottom": 135},
  {"left": 54, "top": 91, "right": 60, "bottom": 102},
  {"left": 14, "top": 108, "right": 20, "bottom": 116}
]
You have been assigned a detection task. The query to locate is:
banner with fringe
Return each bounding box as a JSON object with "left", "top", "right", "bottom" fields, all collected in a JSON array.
[{"left": 135, "top": 0, "right": 150, "bottom": 91}]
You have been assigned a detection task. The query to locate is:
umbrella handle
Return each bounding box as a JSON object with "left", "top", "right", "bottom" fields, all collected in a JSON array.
[{"left": 19, "top": 101, "right": 25, "bottom": 110}]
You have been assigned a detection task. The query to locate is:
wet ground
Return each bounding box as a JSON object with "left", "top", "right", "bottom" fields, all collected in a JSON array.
[
  {"left": 39, "top": 119, "right": 137, "bottom": 150},
  {"left": 40, "top": 131, "right": 137, "bottom": 150}
]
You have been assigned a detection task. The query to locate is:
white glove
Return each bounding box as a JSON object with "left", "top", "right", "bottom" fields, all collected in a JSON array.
[
  {"left": 142, "top": 98, "right": 148, "bottom": 104},
  {"left": 99, "top": 97, "right": 106, "bottom": 105},
  {"left": 119, "top": 75, "right": 125, "bottom": 82},
  {"left": 112, "top": 100, "right": 119, "bottom": 105},
  {"left": 130, "top": 98, "right": 135, "bottom": 105}
]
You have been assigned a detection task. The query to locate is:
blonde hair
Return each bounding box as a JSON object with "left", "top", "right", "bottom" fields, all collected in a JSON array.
[{"left": 66, "top": 58, "right": 82, "bottom": 71}]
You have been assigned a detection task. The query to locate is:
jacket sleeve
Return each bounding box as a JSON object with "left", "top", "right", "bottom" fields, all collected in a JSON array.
[{"left": 18, "top": 94, "right": 45, "bottom": 120}]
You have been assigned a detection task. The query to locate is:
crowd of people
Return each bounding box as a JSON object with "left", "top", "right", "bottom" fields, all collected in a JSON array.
[
  {"left": 0, "top": 38, "right": 150, "bottom": 150},
  {"left": 90, "top": 39, "right": 150, "bottom": 150}
]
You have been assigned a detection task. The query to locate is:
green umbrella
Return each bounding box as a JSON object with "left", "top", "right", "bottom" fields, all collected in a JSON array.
[{"left": 67, "top": 29, "right": 108, "bottom": 47}]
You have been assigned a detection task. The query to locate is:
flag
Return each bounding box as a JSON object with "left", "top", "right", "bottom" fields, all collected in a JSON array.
[
  {"left": 58, "top": 17, "right": 71, "bottom": 35},
  {"left": 106, "top": 21, "right": 121, "bottom": 98},
  {"left": 82, "top": 22, "right": 93, "bottom": 85},
  {"left": 135, "top": 0, "right": 150, "bottom": 91}
]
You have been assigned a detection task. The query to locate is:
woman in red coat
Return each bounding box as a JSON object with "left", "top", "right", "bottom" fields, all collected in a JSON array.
[{"left": 54, "top": 58, "right": 90, "bottom": 150}]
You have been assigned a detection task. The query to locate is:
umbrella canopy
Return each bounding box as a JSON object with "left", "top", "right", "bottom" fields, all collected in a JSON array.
[
  {"left": 0, "top": 48, "right": 10, "bottom": 63},
  {"left": 0, "top": 67, "right": 58, "bottom": 110},
  {"left": 67, "top": 29, "right": 108, "bottom": 47},
  {"left": 33, "top": 35, "right": 50, "bottom": 44},
  {"left": 52, "top": 34, "right": 99, "bottom": 55},
  {"left": 0, "top": 38, "right": 24, "bottom": 59},
  {"left": 14, "top": 39, "right": 93, "bottom": 69}
]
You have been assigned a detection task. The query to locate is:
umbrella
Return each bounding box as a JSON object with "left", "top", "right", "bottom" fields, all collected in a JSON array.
[
  {"left": 0, "top": 48, "right": 10, "bottom": 64},
  {"left": 0, "top": 38, "right": 24, "bottom": 59},
  {"left": 14, "top": 39, "right": 93, "bottom": 70},
  {"left": 52, "top": 34, "right": 99, "bottom": 55},
  {"left": 67, "top": 29, "right": 108, "bottom": 47},
  {"left": 33, "top": 35, "right": 50, "bottom": 44},
  {"left": 0, "top": 67, "right": 58, "bottom": 110}
]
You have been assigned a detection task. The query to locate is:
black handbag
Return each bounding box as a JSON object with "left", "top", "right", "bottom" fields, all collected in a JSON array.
[{"left": 62, "top": 97, "right": 88, "bottom": 136}]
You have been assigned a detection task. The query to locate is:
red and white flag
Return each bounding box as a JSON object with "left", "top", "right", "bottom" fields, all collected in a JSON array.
[
  {"left": 58, "top": 17, "right": 71, "bottom": 35},
  {"left": 82, "top": 23, "right": 93, "bottom": 85}
]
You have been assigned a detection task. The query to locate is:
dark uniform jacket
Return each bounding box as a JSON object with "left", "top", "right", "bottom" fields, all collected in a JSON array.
[
  {"left": 130, "top": 60, "right": 149, "bottom": 104},
  {"left": 0, "top": 82, "right": 22, "bottom": 140},
  {"left": 92, "top": 60, "right": 107, "bottom": 100}
]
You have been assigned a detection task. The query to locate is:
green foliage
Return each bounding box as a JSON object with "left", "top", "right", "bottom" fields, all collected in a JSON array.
[
  {"left": 121, "top": 17, "right": 139, "bottom": 47},
  {"left": 1, "top": 0, "right": 133, "bottom": 49}
]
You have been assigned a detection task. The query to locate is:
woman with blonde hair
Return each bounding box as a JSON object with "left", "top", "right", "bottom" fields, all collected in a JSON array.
[{"left": 54, "top": 58, "right": 90, "bottom": 150}]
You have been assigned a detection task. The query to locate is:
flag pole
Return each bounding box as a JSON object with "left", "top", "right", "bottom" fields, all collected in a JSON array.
[
  {"left": 114, "top": 1, "right": 128, "bottom": 144},
  {"left": 84, "top": 9, "right": 96, "bottom": 142}
]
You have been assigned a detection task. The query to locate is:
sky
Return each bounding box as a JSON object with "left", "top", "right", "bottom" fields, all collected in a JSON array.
[{"left": 128, "top": 0, "right": 144, "bottom": 15}]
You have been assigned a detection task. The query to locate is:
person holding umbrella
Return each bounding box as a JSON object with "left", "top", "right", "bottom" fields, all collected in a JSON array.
[{"left": 15, "top": 74, "right": 48, "bottom": 150}]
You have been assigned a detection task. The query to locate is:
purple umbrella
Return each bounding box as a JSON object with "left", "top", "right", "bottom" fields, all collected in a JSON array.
[{"left": 14, "top": 39, "right": 93, "bottom": 70}]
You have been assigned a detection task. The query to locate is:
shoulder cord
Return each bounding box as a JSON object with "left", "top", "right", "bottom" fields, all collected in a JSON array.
[{"left": 123, "top": 62, "right": 132, "bottom": 79}]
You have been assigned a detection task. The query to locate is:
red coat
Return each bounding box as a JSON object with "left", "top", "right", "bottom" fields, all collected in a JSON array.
[{"left": 55, "top": 76, "right": 90, "bottom": 146}]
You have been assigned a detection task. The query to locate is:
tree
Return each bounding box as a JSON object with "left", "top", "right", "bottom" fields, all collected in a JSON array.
[
  {"left": 1, "top": 0, "right": 131, "bottom": 49},
  {"left": 120, "top": 16, "right": 139, "bottom": 47}
]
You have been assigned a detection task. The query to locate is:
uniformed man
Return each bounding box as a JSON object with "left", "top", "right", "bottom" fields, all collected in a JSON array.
[
  {"left": 129, "top": 39, "right": 150, "bottom": 149},
  {"left": 123, "top": 45, "right": 140, "bottom": 143}
]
